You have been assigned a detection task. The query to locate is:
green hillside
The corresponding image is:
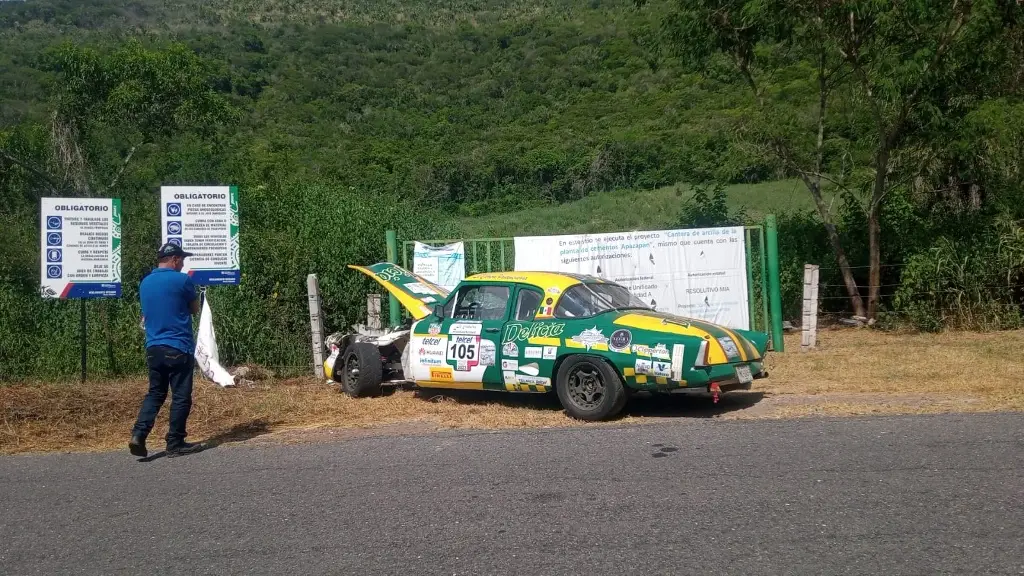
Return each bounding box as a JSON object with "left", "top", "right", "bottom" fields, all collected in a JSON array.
[
  {"left": 1, "top": 0, "right": 769, "bottom": 212},
  {"left": 2, "top": 0, "right": 1023, "bottom": 380},
  {"left": 457, "top": 179, "right": 819, "bottom": 238}
]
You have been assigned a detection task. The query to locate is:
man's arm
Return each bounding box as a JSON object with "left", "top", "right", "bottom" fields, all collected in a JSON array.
[{"left": 184, "top": 277, "right": 200, "bottom": 315}]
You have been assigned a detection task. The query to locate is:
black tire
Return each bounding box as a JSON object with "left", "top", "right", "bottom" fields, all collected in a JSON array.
[
  {"left": 341, "top": 342, "right": 383, "bottom": 398},
  {"left": 555, "top": 355, "right": 626, "bottom": 421}
]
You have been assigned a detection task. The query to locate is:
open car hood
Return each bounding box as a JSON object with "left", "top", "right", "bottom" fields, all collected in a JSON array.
[{"left": 349, "top": 263, "right": 450, "bottom": 320}]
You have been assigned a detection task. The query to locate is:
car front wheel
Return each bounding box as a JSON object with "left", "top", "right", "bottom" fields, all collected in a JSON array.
[
  {"left": 555, "top": 355, "right": 626, "bottom": 421},
  {"left": 341, "top": 342, "right": 383, "bottom": 398}
]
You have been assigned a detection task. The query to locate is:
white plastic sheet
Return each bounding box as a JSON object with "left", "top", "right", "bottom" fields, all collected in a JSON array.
[{"left": 193, "top": 296, "right": 236, "bottom": 387}]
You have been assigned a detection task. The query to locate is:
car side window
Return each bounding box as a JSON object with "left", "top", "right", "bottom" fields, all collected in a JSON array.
[
  {"left": 451, "top": 285, "right": 510, "bottom": 321},
  {"left": 441, "top": 295, "right": 457, "bottom": 318},
  {"left": 514, "top": 289, "right": 542, "bottom": 321}
]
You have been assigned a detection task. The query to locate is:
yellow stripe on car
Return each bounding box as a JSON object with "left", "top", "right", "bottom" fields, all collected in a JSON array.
[{"left": 612, "top": 313, "right": 729, "bottom": 364}]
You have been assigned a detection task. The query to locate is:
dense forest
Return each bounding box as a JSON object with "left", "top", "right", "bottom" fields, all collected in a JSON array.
[{"left": 2, "top": 0, "right": 1023, "bottom": 379}]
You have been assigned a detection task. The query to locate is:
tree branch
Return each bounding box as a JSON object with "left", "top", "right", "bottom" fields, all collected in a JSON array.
[
  {"left": 0, "top": 148, "right": 63, "bottom": 194},
  {"left": 105, "top": 142, "right": 141, "bottom": 192}
]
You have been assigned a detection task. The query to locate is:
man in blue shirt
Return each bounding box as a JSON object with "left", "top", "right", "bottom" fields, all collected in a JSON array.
[{"left": 129, "top": 243, "right": 205, "bottom": 458}]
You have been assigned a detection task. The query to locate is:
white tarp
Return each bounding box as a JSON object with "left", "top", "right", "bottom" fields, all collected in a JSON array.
[
  {"left": 513, "top": 227, "right": 750, "bottom": 330},
  {"left": 193, "top": 296, "right": 236, "bottom": 387},
  {"left": 413, "top": 241, "right": 465, "bottom": 291}
]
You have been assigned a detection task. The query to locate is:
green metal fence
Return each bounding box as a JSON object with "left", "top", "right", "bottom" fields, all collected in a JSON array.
[{"left": 387, "top": 215, "right": 785, "bottom": 351}]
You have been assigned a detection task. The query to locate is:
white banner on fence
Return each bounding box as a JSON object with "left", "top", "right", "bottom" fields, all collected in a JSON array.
[
  {"left": 513, "top": 227, "right": 750, "bottom": 329},
  {"left": 413, "top": 241, "right": 465, "bottom": 291}
]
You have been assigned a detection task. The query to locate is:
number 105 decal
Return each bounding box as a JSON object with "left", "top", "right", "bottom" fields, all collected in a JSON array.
[
  {"left": 448, "top": 335, "right": 479, "bottom": 359},
  {"left": 448, "top": 335, "right": 480, "bottom": 371}
]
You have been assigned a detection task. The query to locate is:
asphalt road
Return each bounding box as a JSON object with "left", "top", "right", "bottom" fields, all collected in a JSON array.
[{"left": 1, "top": 413, "right": 1022, "bottom": 576}]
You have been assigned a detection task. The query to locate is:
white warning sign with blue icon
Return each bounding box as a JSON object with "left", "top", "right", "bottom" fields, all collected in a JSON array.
[
  {"left": 39, "top": 197, "right": 122, "bottom": 299},
  {"left": 160, "top": 186, "right": 240, "bottom": 286}
]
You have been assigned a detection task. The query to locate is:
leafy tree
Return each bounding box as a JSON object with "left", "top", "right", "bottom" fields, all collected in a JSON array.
[
  {"left": 1, "top": 38, "right": 237, "bottom": 199},
  {"left": 638, "top": 0, "right": 1024, "bottom": 319}
]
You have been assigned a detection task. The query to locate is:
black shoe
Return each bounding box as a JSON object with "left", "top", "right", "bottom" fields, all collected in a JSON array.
[
  {"left": 166, "top": 441, "right": 204, "bottom": 458},
  {"left": 128, "top": 435, "right": 148, "bottom": 457}
]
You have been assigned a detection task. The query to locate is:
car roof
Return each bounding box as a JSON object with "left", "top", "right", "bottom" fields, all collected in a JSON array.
[{"left": 463, "top": 271, "right": 609, "bottom": 292}]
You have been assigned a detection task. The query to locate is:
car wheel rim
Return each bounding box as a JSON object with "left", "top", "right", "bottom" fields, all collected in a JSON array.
[
  {"left": 345, "top": 356, "right": 360, "bottom": 388},
  {"left": 566, "top": 364, "right": 604, "bottom": 410}
]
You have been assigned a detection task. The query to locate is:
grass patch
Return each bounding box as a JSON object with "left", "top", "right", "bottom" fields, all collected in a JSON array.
[
  {"left": 2, "top": 329, "right": 1021, "bottom": 455},
  {"left": 457, "top": 179, "right": 823, "bottom": 238}
]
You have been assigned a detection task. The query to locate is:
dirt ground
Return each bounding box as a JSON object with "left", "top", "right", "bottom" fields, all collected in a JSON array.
[{"left": 2, "top": 328, "right": 1022, "bottom": 455}]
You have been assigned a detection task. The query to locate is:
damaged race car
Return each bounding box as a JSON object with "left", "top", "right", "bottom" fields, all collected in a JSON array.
[{"left": 324, "top": 262, "right": 771, "bottom": 421}]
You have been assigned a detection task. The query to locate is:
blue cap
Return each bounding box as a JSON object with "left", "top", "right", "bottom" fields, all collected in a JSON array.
[{"left": 157, "top": 242, "right": 194, "bottom": 259}]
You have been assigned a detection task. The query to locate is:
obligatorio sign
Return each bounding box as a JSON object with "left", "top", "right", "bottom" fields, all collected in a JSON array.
[
  {"left": 39, "top": 197, "right": 122, "bottom": 299},
  {"left": 160, "top": 185, "right": 241, "bottom": 285}
]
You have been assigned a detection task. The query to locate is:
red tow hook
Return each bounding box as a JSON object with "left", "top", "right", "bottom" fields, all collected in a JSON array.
[{"left": 710, "top": 383, "right": 721, "bottom": 404}]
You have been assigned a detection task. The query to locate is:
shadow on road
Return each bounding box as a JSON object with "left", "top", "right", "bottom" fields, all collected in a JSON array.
[
  {"left": 412, "top": 387, "right": 764, "bottom": 420},
  {"left": 136, "top": 419, "right": 277, "bottom": 462}
]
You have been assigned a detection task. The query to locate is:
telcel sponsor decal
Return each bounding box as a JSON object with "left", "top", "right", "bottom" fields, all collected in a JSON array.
[
  {"left": 421, "top": 337, "right": 445, "bottom": 346},
  {"left": 448, "top": 335, "right": 480, "bottom": 371},
  {"left": 503, "top": 322, "right": 565, "bottom": 343}
]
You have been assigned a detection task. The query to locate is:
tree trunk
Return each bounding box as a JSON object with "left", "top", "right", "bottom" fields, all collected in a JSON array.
[
  {"left": 807, "top": 181, "right": 867, "bottom": 318},
  {"left": 867, "top": 147, "right": 891, "bottom": 319}
]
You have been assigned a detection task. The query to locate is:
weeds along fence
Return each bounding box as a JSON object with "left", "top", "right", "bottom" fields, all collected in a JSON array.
[
  {"left": 0, "top": 283, "right": 315, "bottom": 382},
  {"left": 5, "top": 201, "right": 1022, "bottom": 381}
]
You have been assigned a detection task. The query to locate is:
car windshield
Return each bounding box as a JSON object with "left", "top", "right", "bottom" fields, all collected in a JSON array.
[{"left": 554, "top": 283, "right": 651, "bottom": 319}]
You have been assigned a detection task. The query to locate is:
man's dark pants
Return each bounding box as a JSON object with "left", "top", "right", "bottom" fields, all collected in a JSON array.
[{"left": 132, "top": 345, "right": 194, "bottom": 448}]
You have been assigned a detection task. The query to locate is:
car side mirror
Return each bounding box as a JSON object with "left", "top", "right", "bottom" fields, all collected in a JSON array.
[{"left": 433, "top": 304, "right": 444, "bottom": 318}]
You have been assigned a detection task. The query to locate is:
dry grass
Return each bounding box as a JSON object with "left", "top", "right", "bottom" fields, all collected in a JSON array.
[{"left": 2, "top": 329, "right": 1023, "bottom": 455}]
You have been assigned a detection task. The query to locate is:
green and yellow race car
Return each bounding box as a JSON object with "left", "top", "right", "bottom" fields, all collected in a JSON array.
[{"left": 325, "top": 262, "right": 771, "bottom": 421}]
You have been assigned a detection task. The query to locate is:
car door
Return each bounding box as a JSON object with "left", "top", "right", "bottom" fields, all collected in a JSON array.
[
  {"left": 497, "top": 286, "right": 558, "bottom": 392},
  {"left": 412, "top": 281, "right": 512, "bottom": 390}
]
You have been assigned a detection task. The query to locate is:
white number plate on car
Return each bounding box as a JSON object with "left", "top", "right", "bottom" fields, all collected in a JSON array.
[{"left": 734, "top": 365, "right": 753, "bottom": 384}]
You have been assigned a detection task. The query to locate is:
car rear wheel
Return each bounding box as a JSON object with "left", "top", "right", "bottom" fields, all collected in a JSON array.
[
  {"left": 341, "top": 342, "right": 383, "bottom": 398},
  {"left": 555, "top": 355, "right": 626, "bottom": 421}
]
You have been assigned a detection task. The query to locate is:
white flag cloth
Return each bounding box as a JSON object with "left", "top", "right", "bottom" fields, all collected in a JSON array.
[{"left": 194, "top": 296, "right": 236, "bottom": 387}]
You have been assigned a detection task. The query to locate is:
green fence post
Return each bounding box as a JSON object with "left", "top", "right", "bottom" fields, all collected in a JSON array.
[
  {"left": 765, "top": 214, "right": 785, "bottom": 352},
  {"left": 385, "top": 230, "right": 401, "bottom": 328},
  {"left": 744, "top": 228, "right": 756, "bottom": 331}
]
